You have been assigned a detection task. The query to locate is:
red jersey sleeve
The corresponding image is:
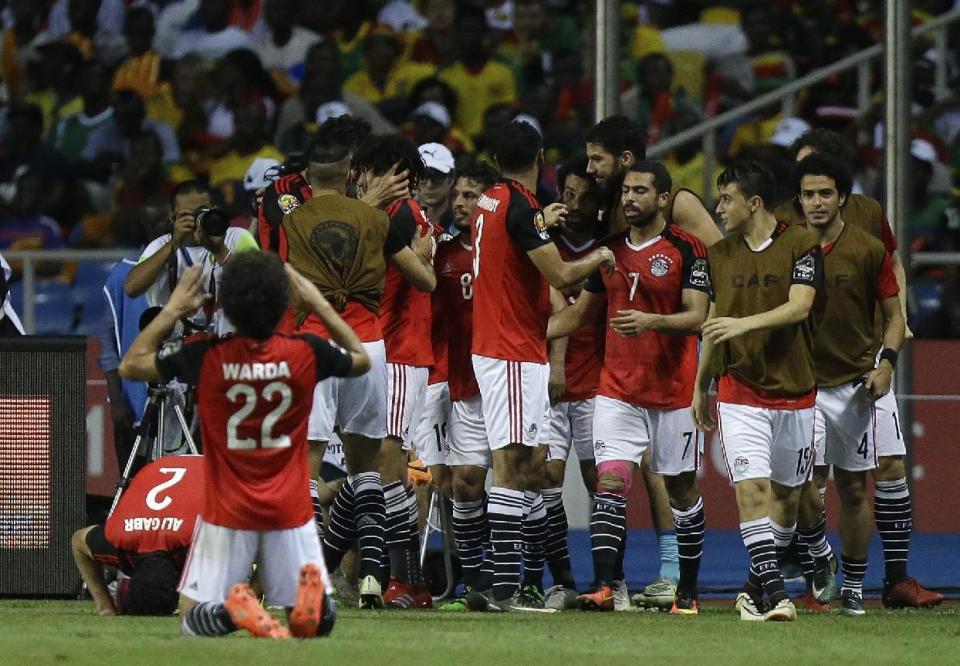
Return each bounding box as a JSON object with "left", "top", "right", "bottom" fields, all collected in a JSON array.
[
  {"left": 880, "top": 215, "right": 898, "bottom": 253},
  {"left": 876, "top": 251, "right": 900, "bottom": 300},
  {"left": 155, "top": 334, "right": 217, "bottom": 386},
  {"left": 295, "top": 333, "right": 354, "bottom": 379}
]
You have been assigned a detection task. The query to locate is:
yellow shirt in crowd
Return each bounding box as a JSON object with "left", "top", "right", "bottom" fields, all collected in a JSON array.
[{"left": 439, "top": 60, "right": 517, "bottom": 139}]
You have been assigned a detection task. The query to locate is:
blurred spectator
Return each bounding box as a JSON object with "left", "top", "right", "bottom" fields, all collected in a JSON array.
[
  {"left": 406, "top": 76, "right": 473, "bottom": 153},
  {"left": 439, "top": 6, "right": 517, "bottom": 140},
  {"left": 51, "top": 60, "right": 115, "bottom": 164},
  {"left": 661, "top": 105, "right": 718, "bottom": 203},
  {"left": 82, "top": 91, "right": 182, "bottom": 179},
  {"left": 415, "top": 141, "right": 455, "bottom": 227},
  {"left": 407, "top": 0, "right": 458, "bottom": 66},
  {"left": 494, "top": 0, "right": 581, "bottom": 95},
  {"left": 622, "top": 52, "right": 701, "bottom": 146},
  {"left": 275, "top": 41, "right": 394, "bottom": 153},
  {"left": 24, "top": 42, "right": 85, "bottom": 137},
  {"left": 378, "top": 0, "right": 429, "bottom": 33},
  {"left": 908, "top": 138, "right": 956, "bottom": 251},
  {"left": 208, "top": 96, "right": 283, "bottom": 193},
  {"left": 332, "top": 1, "right": 378, "bottom": 80},
  {"left": 109, "top": 130, "right": 179, "bottom": 248},
  {"left": 475, "top": 102, "right": 516, "bottom": 164},
  {"left": 112, "top": 5, "right": 164, "bottom": 101},
  {"left": 0, "top": 168, "right": 65, "bottom": 277},
  {"left": 206, "top": 48, "right": 278, "bottom": 141},
  {"left": 172, "top": 0, "right": 254, "bottom": 60},
  {"left": 0, "top": 103, "right": 72, "bottom": 193},
  {"left": 0, "top": 0, "right": 47, "bottom": 101},
  {"left": 255, "top": 0, "right": 322, "bottom": 91},
  {"left": 45, "top": 0, "right": 126, "bottom": 63},
  {"left": 45, "top": 0, "right": 126, "bottom": 40},
  {"left": 342, "top": 28, "right": 435, "bottom": 121},
  {"left": 237, "top": 156, "right": 280, "bottom": 233}
]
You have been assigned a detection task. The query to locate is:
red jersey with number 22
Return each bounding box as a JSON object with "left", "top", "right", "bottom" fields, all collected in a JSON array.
[
  {"left": 585, "top": 226, "right": 710, "bottom": 409},
  {"left": 156, "top": 333, "right": 352, "bottom": 530},
  {"left": 434, "top": 235, "right": 479, "bottom": 400},
  {"left": 471, "top": 180, "right": 553, "bottom": 363}
]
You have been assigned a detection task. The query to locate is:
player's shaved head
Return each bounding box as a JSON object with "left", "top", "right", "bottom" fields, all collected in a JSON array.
[{"left": 220, "top": 252, "right": 289, "bottom": 339}]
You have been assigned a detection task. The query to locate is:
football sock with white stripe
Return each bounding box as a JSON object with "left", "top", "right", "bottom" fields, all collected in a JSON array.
[
  {"left": 452, "top": 497, "right": 488, "bottom": 588},
  {"left": 672, "top": 496, "right": 705, "bottom": 597},
  {"left": 521, "top": 491, "right": 547, "bottom": 590},
  {"left": 771, "top": 519, "right": 796, "bottom": 567},
  {"left": 352, "top": 471, "right": 386, "bottom": 581},
  {"left": 404, "top": 485, "right": 425, "bottom": 586},
  {"left": 841, "top": 554, "right": 868, "bottom": 595},
  {"left": 590, "top": 492, "right": 627, "bottom": 585},
  {"left": 798, "top": 513, "right": 832, "bottom": 575},
  {"left": 488, "top": 487, "right": 525, "bottom": 601},
  {"left": 383, "top": 480, "right": 411, "bottom": 582},
  {"left": 181, "top": 602, "right": 235, "bottom": 637},
  {"left": 740, "top": 517, "right": 787, "bottom": 605},
  {"left": 309, "top": 479, "right": 325, "bottom": 540},
  {"left": 322, "top": 478, "right": 356, "bottom": 572},
  {"left": 874, "top": 477, "right": 911, "bottom": 584},
  {"left": 543, "top": 487, "right": 575, "bottom": 588}
]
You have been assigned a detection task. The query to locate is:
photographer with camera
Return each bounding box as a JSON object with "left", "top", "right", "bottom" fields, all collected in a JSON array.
[{"left": 124, "top": 180, "right": 259, "bottom": 336}]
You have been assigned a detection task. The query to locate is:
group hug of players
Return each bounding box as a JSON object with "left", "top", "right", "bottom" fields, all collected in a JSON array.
[{"left": 103, "top": 112, "right": 944, "bottom": 639}]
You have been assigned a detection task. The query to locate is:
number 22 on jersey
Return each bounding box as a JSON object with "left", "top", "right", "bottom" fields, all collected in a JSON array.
[{"left": 226, "top": 382, "right": 293, "bottom": 449}]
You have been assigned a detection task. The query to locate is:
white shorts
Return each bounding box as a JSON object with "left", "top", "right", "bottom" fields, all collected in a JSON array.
[
  {"left": 308, "top": 340, "right": 387, "bottom": 441},
  {"left": 472, "top": 354, "right": 549, "bottom": 450},
  {"left": 874, "top": 388, "right": 907, "bottom": 458},
  {"left": 543, "top": 399, "right": 596, "bottom": 463},
  {"left": 413, "top": 381, "right": 451, "bottom": 467},
  {"left": 386, "top": 362, "right": 430, "bottom": 450},
  {"left": 178, "top": 518, "right": 330, "bottom": 607},
  {"left": 814, "top": 384, "right": 877, "bottom": 472},
  {"left": 448, "top": 395, "right": 491, "bottom": 467},
  {"left": 716, "top": 402, "right": 815, "bottom": 487},
  {"left": 592, "top": 396, "right": 700, "bottom": 475}
]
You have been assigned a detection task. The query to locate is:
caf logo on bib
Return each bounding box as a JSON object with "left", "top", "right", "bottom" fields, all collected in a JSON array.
[
  {"left": 277, "top": 193, "right": 302, "bottom": 214},
  {"left": 649, "top": 253, "right": 672, "bottom": 277}
]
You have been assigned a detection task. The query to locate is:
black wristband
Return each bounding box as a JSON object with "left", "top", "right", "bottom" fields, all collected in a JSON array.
[{"left": 879, "top": 347, "right": 899, "bottom": 368}]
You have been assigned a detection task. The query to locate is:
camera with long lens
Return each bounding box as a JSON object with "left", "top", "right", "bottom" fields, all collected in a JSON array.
[{"left": 193, "top": 206, "right": 230, "bottom": 237}]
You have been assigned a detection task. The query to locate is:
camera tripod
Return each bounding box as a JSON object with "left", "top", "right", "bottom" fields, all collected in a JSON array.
[{"left": 109, "top": 383, "right": 199, "bottom": 516}]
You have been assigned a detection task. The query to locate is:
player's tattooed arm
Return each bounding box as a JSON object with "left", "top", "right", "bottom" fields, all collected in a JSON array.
[
  {"left": 692, "top": 302, "right": 718, "bottom": 432},
  {"left": 120, "top": 265, "right": 210, "bottom": 382}
]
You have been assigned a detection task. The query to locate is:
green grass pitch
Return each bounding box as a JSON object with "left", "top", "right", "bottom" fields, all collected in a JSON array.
[{"left": 2, "top": 600, "right": 957, "bottom": 665}]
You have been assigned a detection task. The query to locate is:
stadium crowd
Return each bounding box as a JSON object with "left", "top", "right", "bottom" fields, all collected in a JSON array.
[
  {"left": 0, "top": 0, "right": 949, "bottom": 638},
  {"left": 0, "top": 0, "right": 959, "bottom": 335}
]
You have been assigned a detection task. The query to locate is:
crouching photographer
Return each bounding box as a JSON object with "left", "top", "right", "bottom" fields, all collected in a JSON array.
[
  {"left": 71, "top": 455, "right": 204, "bottom": 616},
  {"left": 124, "top": 180, "right": 259, "bottom": 336}
]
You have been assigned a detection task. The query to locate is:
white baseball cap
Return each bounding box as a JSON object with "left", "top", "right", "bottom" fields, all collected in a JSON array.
[
  {"left": 513, "top": 113, "right": 543, "bottom": 137},
  {"left": 316, "top": 100, "right": 352, "bottom": 126},
  {"left": 243, "top": 157, "right": 281, "bottom": 191},
  {"left": 910, "top": 138, "right": 938, "bottom": 164},
  {"left": 770, "top": 117, "right": 811, "bottom": 148},
  {"left": 418, "top": 142, "right": 455, "bottom": 174},
  {"left": 412, "top": 101, "right": 451, "bottom": 129}
]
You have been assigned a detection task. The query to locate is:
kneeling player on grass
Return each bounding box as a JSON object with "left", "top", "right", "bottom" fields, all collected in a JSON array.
[
  {"left": 548, "top": 162, "right": 710, "bottom": 614},
  {"left": 71, "top": 455, "right": 204, "bottom": 616},
  {"left": 119, "top": 254, "right": 370, "bottom": 639}
]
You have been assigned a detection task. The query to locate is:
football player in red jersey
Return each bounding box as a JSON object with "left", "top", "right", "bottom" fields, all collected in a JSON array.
[
  {"left": 424, "top": 159, "right": 501, "bottom": 611},
  {"left": 539, "top": 155, "right": 605, "bottom": 610},
  {"left": 467, "top": 121, "right": 616, "bottom": 612},
  {"left": 585, "top": 115, "right": 722, "bottom": 607},
  {"left": 352, "top": 134, "right": 439, "bottom": 609},
  {"left": 72, "top": 455, "right": 204, "bottom": 616},
  {"left": 119, "top": 253, "right": 370, "bottom": 639},
  {"left": 549, "top": 162, "right": 711, "bottom": 614}
]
